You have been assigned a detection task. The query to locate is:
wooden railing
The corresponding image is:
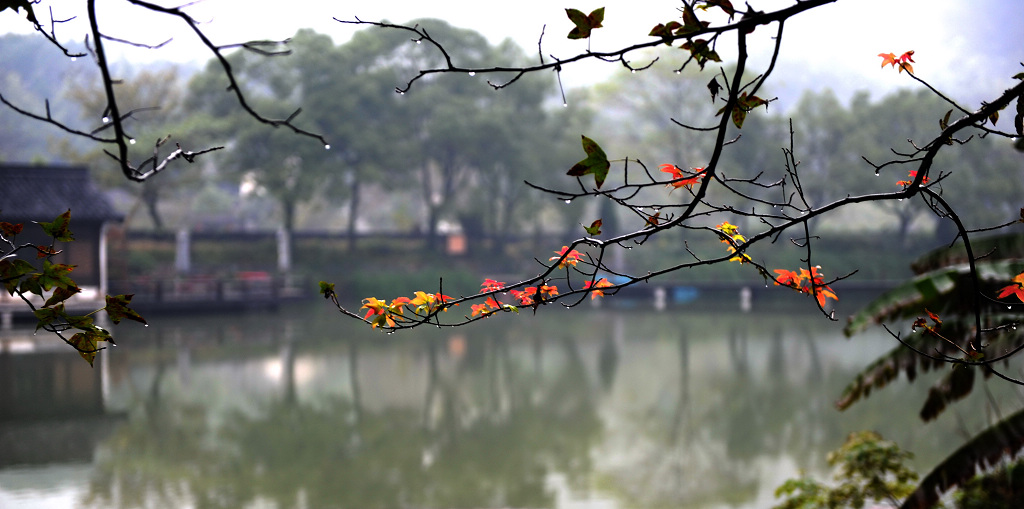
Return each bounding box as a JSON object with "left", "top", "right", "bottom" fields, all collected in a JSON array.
[{"left": 109, "top": 273, "right": 309, "bottom": 313}]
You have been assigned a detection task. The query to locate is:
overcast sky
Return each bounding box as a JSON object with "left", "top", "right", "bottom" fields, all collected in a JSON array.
[{"left": 2, "top": 0, "right": 1020, "bottom": 107}]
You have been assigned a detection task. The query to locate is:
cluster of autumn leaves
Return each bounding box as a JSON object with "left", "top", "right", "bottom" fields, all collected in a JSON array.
[
  {"left": 352, "top": 162, "right": 842, "bottom": 329},
  {"left": 715, "top": 220, "right": 839, "bottom": 308},
  {"left": 356, "top": 246, "right": 613, "bottom": 329},
  {"left": 344, "top": 46, "right": 1024, "bottom": 329},
  {"left": 1, "top": 211, "right": 146, "bottom": 365}
]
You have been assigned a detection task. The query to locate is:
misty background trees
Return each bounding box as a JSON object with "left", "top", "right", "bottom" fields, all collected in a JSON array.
[{"left": 0, "top": 21, "right": 1019, "bottom": 267}]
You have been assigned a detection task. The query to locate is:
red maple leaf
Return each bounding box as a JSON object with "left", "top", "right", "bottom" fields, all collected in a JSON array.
[
  {"left": 896, "top": 170, "right": 929, "bottom": 187},
  {"left": 997, "top": 272, "right": 1024, "bottom": 303},
  {"left": 879, "top": 50, "right": 914, "bottom": 73},
  {"left": 659, "top": 164, "right": 706, "bottom": 190},
  {"left": 583, "top": 278, "right": 613, "bottom": 299}
]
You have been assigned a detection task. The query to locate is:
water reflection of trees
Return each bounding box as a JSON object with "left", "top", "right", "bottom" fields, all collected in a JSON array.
[
  {"left": 81, "top": 324, "right": 601, "bottom": 509},
  {"left": 592, "top": 316, "right": 910, "bottom": 508},
  {"left": 70, "top": 308, "right": 971, "bottom": 508},
  {"left": 595, "top": 324, "right": 762, "bottom": 508}
]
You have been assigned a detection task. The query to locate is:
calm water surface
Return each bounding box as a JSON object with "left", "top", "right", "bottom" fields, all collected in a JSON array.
[{"left": 2, "top": 297, "right": 1021, "bottom": 508}]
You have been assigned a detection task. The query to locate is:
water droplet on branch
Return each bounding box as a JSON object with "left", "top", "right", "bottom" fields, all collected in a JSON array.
[
  {"left": 129, "top": 138, "right": 136, "bottom": 145},
  {"left": 324, "top": 144, "right": 331, "bottom": 150},
  {"left": 468, "top": 72, "right": 476, "bottom": 77},
  {"left": 102, "top": 116, "right": 110, "bottom": 123}
]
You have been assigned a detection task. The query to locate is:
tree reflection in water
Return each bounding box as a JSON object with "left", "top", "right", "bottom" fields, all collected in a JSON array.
[
  {"left": 53, "top": 304, "right": 998, "bottom": 509},
  {"left": 81, "top": 312, "right": 601, "bottom": 509}
]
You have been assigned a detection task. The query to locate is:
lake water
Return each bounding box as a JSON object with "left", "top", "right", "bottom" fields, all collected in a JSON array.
[{"left": 2, "top": 295, "right": 1021, "bottom": 508}]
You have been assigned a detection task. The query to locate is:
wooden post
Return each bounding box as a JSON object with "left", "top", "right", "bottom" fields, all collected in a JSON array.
[
  {"left": 277, "top": 227, "right": 291, "bottom": 274},
  {"left": 174, "top": 228, "right": 191, "bottom": 274}
]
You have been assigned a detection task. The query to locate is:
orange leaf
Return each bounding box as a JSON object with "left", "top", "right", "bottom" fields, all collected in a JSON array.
[
  {"left": 996, "top": 272, "right": 1024, "bottom": 303},
  {"left": 659, "top": 164, "right": 705, "bottom": 190},
  {"left": 774, "top": 268, "right": 800, "bottom": 287},
  {"left": 815, "top": 286, "right": 838, "bottom": 307},
  {"left": 511, "top": 287, "right": 538, "bottom": 305},
  {"left": 774, "top": 266, "right": 837, "bottom": 306},
  {"left": 471, "top": 303, "right": 494, "bottom": 317},
  {"left": 583, "top": 278, "right": 612, "bottom": 299},
  {"left": 998, "top": 284, "right": 1024, "bottom": 303},
  {"left": 550, "top": 246, "right": 585, "bottom": 268},
  {"left": 879, "top": 50, "right": 914, "bottom": 73},
  {"left": 897, "top": 170, "right": 929, "bottom": 188}
]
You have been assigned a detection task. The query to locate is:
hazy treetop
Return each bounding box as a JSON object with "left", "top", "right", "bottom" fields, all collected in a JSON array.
[{"left": 0, "top": 0, "right": 1019, "bottom": 104}]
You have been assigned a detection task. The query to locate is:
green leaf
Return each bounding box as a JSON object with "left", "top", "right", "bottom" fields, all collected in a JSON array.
[
  {"left": 903, "top": 407, "right": 1024, "bottom": 508},
  {"left": 319, "top": 281, "right": 336, "bottom": 299},
  {"left": 38, "top": 260, "right": 76, "bottom": 292},
  {"left": 648, "top": 21, "right": 682, "bottom": 44},
  {"left": 567, "top": 135, "right": 611, "bottom": 189},
  {"left": 939, "top": 109, "right": 952, "bottom": 130},
  {"left": 0, "top": 0, "right": 37, "bottom": 24},
  {"left": 680, "top": 4, "right": 710, "bottom": 34},
  {"left": 731, "top": 106, "right": 747, "bottom": 128},
  {"left": 680, "top": 38, "right": 721, "bottom": 69},
  {"left": 66, "top": 314, "right": 95, "bottom": 329},
  {"left": 738, "top": 93, "right": 767, "bottom": 110},
  {"left": 44, "top": 285, "right": 81, "bottom": 307},
  {"left": 565, "top": 7, "right": 604, "bottom": 39},
  {"left": 583, "top": 219, "right": 603, "bottom": 236},
  {"left": 105, "top": 294, "right": 147, "bottom": 325},
  {"left": 19, "top": 275, "right": 42, "bottom": 296},
  {"left": 68, "top": 328, "right": 112, "bottom": 366},
  {"left": 701, "top": 0, "right": 736, "bottom": 17},
  {"left": 707, "top": 77, "right": 722, "bottom": 102},
  {"left": 717, "top": 92, "right": 767, "bottom": 129},
  {"left": 37, "top": 210, "right": 74, "bottom": 242},
  {"left": 0, "top": 258, "right": 35, "bottom": 294},
  {"left": 33, "top": 304, "right": 64, "bottom": 331}
]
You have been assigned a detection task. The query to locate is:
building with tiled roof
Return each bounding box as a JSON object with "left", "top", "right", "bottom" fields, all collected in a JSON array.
[{"left": 0, "top": 163, "right": 121, "bottom": 296}]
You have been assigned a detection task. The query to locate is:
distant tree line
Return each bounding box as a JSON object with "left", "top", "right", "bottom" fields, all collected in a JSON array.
[{"left": 3, "top": 27, "right": 1018, "bottom": 259}]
